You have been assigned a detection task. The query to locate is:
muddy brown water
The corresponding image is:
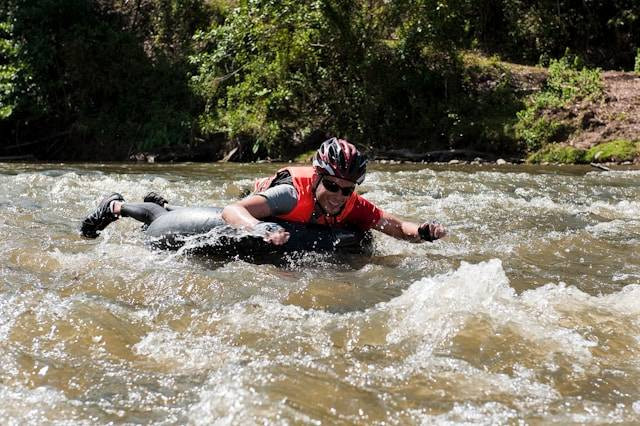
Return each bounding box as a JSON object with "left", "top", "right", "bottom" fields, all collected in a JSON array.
[{"left": 1, "top": 162, "right": 639, "bottom": 424}]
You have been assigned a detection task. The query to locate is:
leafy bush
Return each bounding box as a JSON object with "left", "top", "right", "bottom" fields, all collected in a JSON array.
[
  {"left": 0, "top": 21, "right": 22, "bottom": 119},
  {"left": 189, "top": 0, "right": 473, "bottom": 157},
  {"left": 190, "top": 0, "right": 327, "bottom": 155},
  {"left": 546, "top": 56, "right": 603, "bottom": 102},
  {"left": 635, "top": 48, "right": 640, "bottom": 75},
  {"left": 515, "top": 113, "right": 572, "bottom": 152},
  {"left": 1, "top": 0, "right": 212, "bottom": 159},
  {"left": 515, "top": 56, "right": 602, "bottom": 152}
]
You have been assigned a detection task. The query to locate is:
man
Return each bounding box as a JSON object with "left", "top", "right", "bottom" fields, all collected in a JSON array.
[
  {"left": 221, "top": 137, "right": 446, "bottom": 245},
  {"left": 80, "top": 137, "right": 446, "bottom": 244}
]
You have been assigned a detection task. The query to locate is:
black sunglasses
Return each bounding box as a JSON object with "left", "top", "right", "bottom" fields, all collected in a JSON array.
[{"left": 321, "top": 178, "right": 355, "bottom": 196}]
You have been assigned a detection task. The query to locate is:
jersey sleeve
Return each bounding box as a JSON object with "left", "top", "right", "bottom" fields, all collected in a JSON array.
[
  {"left": 256, "top": 184, "right": 299, "bottom": 216},
  {"left": 344, "top": 194, "right": 384, "bottom": 231}
]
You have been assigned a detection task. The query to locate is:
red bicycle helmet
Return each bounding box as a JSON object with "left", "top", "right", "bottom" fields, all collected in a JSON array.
[{"left": 313, "top": 137, "right": 367, "bottom": 184}]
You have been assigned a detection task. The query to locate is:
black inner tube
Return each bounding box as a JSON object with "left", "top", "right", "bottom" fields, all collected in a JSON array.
[{"left": 142, "top": 207, "right": 372, "bottom": 257}]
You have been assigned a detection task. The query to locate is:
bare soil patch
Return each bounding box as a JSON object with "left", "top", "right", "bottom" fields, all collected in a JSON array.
[{"left": 564, "top": 71, "right": 640, "bottom": 149}]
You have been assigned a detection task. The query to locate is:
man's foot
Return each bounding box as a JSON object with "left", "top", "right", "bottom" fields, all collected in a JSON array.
[
  {"left": 143, "top": 191, "right": 168, "bottom": 207},
  {"left": 80, "top": 193, "right": 125, "bottom": 238}
]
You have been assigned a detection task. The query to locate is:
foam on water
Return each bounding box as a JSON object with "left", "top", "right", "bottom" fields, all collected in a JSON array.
[
  {"left": 0, "top": 384, "right": 83, "bottom": 425},
  {"left": 134, "top": 330, "right": 244, "bottom": 372},
  {"left": 185, "top": 260, "right": 639, "bottom": 422},
  {"left": 587, "top": 218, "right": 639, "bottom": 237},
  {"left": 188, "top": 361, "right": 292, "bottom": 426},
  {"left": 384, "top": 260, "right": 516, "bottom": 342},
  {"left": 346, "top": 260, "right": 638, "bottom": 421},
  {"left": 382, "top": 259, "right": 639, "bottom": 356},
  {"left": 0, "top": 291, "right": 35, "bottom": 340},
  {"left": 588, "top": 199, "right": 640, "bottom": 219}
]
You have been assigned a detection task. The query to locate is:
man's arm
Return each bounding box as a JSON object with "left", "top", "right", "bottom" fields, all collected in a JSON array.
[
  {"left": 222, "top": 196, "right": 290, "bottom": 245},
  {"left": 372, "top": 210, "right": 446, "bottom": 242}
]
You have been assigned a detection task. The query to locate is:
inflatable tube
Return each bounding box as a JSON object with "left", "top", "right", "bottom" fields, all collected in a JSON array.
[{"left": 144, "top": 207, "right": 372, "bottom": 257}]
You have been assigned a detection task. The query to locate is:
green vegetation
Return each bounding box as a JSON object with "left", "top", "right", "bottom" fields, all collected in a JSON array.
[
  {"left": 0, "top": 21, "right": 20, "bottom": 119},
  {"left": 515, "top": 112, "right": 572, "bottom": 153},
  {"left": 635, "top": 48, "right": 640, "bottom": 75},
  {"left": 1, "top": 0, "right": 211, "bottom": 159},
  {"left": 515, "top": 56, "right": 603, "bottom": 152},
  {"left": 456, "top": 53, "right": 523, "bottom": 153},
  {"left": 1, "top": 1, "right": 638, "bottom": 160},
  {"left": 545, "top": 57, "right": 603, "bottom": 102},
  {"left": 190, "top": 0, "right": 473, "bottom": 157},
  {"left": 527, "top": 144, "right": 586, "bottom": 164},
  {"left": 585, "top": 140, "right": 639, "bottom": 163},
  {"left": 528, "top": 140, "right": 639, "bottom": 164}
]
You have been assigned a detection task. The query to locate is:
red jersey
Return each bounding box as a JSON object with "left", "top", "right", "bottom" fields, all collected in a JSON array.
[{"left": 254, "top": 166, "right": 383, "bottom": 231}]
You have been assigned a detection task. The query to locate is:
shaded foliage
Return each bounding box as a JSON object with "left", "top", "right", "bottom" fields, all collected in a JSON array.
[
  {"left": 465, "top": 0, "right": 640, "bottom": 69},
  {"left": 0, "top": 0, "right": 637, "bottom": 160},
  {"left": 1, "top": 0, "right": 210, "bottom": 159}
]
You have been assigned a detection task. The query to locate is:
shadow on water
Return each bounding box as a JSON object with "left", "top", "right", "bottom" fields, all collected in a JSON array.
[{"left": 173, "top": 243, "right": 378, "bottom": 270}]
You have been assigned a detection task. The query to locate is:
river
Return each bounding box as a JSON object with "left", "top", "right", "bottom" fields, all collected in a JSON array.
[{"left": 1, "top": 162, "right": 639, "bottom": 424}]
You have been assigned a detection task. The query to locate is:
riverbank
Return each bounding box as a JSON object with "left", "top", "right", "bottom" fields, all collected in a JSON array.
[
  {"left": 4, "top": 53, "right": 637, "bottom": 166},
  {"left": 372, "top": 60, "right": 640, "bottom": 166},
  {"left": 525, "top": 69, "right": 640, "bottom": 164},
  {"left": 124, "top": 56, "right": 640, "bottom": 166},
  {"left": 4, "top": 2, "right": 639, "bottom": 164}
]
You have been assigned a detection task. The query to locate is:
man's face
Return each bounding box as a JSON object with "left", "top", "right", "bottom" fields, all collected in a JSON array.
[{"left": 315, "top": 175, "right": 356, "bottom": 215}]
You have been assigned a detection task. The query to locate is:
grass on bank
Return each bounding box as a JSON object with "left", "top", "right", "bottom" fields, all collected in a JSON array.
[{"left": 527, "top": 140, "right": 640, "bottom": 164}]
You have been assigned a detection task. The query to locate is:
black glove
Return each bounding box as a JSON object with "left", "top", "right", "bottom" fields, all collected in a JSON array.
[{"left": 418, "top": 222, "right": 436, "bottom": 242}]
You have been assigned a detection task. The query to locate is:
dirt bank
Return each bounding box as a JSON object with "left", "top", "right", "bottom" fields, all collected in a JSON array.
[{"left": 566, "top": 71, "right": 640, "bottom": 150}]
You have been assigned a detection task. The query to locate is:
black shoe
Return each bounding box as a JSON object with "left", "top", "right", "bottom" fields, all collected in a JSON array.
[
  {"left": 80, "top": 193, "right": 124, "bottom": 238},
  {"left": 143, "top": 191, "right": 168, "bottom": 207}
]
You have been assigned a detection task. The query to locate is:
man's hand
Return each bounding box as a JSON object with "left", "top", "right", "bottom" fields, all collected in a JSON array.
[
  {"left": 418, "top": 222, "right": 447, "bottom": 242},
  {"left": 253, "top": 222, "right": 290, "bottom": 245},
  {"left": 263, "top": 228, "right": 290, "bottom": 245}
]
